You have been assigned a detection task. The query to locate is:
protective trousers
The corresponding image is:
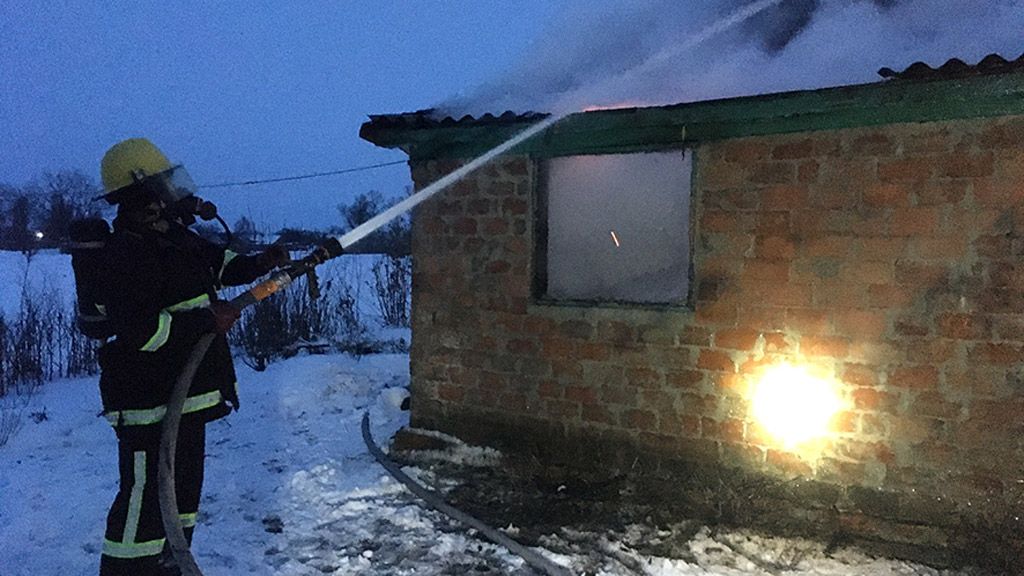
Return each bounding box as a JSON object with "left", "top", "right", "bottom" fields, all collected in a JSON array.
[{"left": 99, "top": 420, "right": 206, "bottom": 576}]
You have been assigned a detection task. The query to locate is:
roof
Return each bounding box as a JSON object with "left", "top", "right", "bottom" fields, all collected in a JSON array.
[
  {"left": 362, "top": 54, "right": 1024, "bottom": 161},
  {"left": 879, "top": 53, "right": 1024, "bottom": 81},
  {"left": 364, "top": 109, "right": 548, "bottom": 131}
]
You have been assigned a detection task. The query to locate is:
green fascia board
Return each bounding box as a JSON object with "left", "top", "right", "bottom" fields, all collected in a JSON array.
[{"left": 361, "top": 73, "right": 1024, "bottom": 161}]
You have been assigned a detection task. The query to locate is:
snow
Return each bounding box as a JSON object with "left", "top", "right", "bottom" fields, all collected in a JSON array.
[{"left": 0, "top": 250, "right": 976, "bottom": 575}]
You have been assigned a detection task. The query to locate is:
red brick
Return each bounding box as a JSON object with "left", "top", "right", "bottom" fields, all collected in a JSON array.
[
  {"left": 915, "top": 180, "right": 968, "bottom": 206},
  {"left": 848, "top": 133, "right": 896, "bottom": 156},
  {"left": 852, "top": 387, "right": 898, "bottom": 412},
  {"left": 912, "top": 392, "right": 961, "bottom": 419},
  {"left": 697, "top": 349, "right": 735, "bottom": 372},
  {"left": 839, "top": 261, "right": 894, "bottom": 285},
  {"left": 760, "top": 185, "right": 807, "bottom": 209},
  {"left": 485, "top": 260, "right": 511, "bottom": 274},
  {"left": 755, "top": 211, "right": 792, "bottom": 234},
  {"left": 941, "top": 151, "right": 994, "bottom": 178},
  {"left": 666, "top": 370, "right": 704, "bottom": 389},
  {"left": 803, "top": 235, "right": 852, "bottom": 258},
  {"left": 720, "top": 140, "right": 770, "bottom": 163},
  {"left": 600, "top": 384, "right": 636, "bottom": 407},
  {"left": 750, "top": 162, "right": 796, "bottom": 185},
  {"left": 694, "top": 301, "right": 738, "bottom": 326},
  {"left": 895, "top": 260, "right": 949, "bottom": 287},
  {"left": 833, "top": 310, "right": 888, "bottom": 339},
  {"left": 878, "top": 157, "right": 934, "bottom": 181},
  {"left": 910, "top": 236, "right": 968, "bottom": 260},
  {"left": 438, "top": 383, "right": 465, "bottom": 402},
  {"left": 863, "top": 183, "right": 912, "bottom": 208},
  {"left": 452, "top": 217, "right": 477, "bottom": 235},
  {"left": 702, "top": 160, "right": 748, "bottom": 190},
  {"left": 481, "top": 217, "right": 509, "bottom": 235},
  {"left": 797, "top": 160, "right": 820, "bottom": 183},
  {"left": 766, "top": 449, "right": 813, "bottom": 477},
  {"left": 762, "top": 332, "right": 792, "bottom": 353},
  {"left": 755, "top": 235, "right": 796, "bottom": 260},
  {"left": 890, "top": 208, "right": 940, "bottom": 236},
  {"left": 857, "top": 237, "right": 908, "bottom": 261},
  {"left": 659, "top": 414, "right": 701, "bottom": 437},
  {"left": 623, "top": 409, "right": 658, "bottom": 431},
  {"left": 501, "top": 198, "right": 528, "bottom": 215},
  {"left": 867, "top": 283, "right": 913, "bottom": 309},
  {"left": 888, "top": 365, "right": 939, "bottom": 389},
  {"left": 936, "top": 312, "right": 987, "bottom": 340},
  {"left": 969, "top": 342, "right": 1024, "bottom": 365},
  {"left": 581, "top": 404, "right": 615, "bottom": 424},
  {"left": 894, "top": 319, "right": 929, "bottom": 337},
  {"left": 537, "top": 380, "right": 562, "bottom": 399},
  {"left": 626, "top": 367, "right": 663, "bottom": 388},
  {"left": 565, "top": 385, "right": 598, "bottom": 405},
  {"left": 578, "top": 343, "right": 612, "bottom": 361},
  {"left": 786, "top": 308, "right": 831, "bottom": 334},
  {"left": 714, "top": 328, "right": 761, "bottom": 350},
  {"left": 801, "top": 336, "right": 850, "bottom": 358},
  {"left": 772, "top": 139, "right": 815, "bottom": 159}
]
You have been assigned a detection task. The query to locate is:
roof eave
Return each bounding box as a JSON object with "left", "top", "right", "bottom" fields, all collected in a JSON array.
[{"left": 361, "top": 72, "right": 1024, "bottom": 161}]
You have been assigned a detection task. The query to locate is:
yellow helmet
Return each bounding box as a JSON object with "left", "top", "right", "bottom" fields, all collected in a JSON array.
[{"left": 100, "top": 138, "right": 172, "bottom": 193}]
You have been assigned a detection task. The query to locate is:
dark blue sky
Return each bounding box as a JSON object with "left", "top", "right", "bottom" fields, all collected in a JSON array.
[
  {"left": 5, "top": 1, "right": 1023, "bottom": 230},
  {"left": 1, "top": 1, "right": 562, "bottom": 229}
]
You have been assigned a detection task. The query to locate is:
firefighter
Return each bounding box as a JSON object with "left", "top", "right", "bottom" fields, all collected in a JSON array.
[{"left": 95, "top": 138, "right": 288, "bottom": 575}]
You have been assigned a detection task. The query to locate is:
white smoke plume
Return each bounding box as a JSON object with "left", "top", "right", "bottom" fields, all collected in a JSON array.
[{"left": 440, "top": 0, "right": 1024, "bottom": 117}]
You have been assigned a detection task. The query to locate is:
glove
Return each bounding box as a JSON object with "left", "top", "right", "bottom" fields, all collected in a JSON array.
[
  {"left": 209, "top": 300, "right": 241, "bottom": 334},
  {"left": 257, "top": 244, "right": 291, "bottom": 271}
]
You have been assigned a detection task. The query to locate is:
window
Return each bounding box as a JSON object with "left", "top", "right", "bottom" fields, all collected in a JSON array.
[{"left": 536, "top": 150, "right": 693, "bottom": 305}]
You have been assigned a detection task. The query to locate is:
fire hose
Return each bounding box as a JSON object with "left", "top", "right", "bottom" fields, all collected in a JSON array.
[
  {"left": 157, "top": 115, "right": 563, "bottom": 575},
  {"left": 360, "top": 412, "right": 573, "bottom": 576}
]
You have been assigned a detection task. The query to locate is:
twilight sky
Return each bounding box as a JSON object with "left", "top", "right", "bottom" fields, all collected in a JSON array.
[
  {"left": 3, "top": 1, "right": 1023, "bottom": 231},
  {"left": 1, "top": 1, "right": 562, "bottom": 229}
]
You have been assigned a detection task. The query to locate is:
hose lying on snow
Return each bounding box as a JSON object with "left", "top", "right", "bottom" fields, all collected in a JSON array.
[{"left": 361, "top": 412, "right": 573, "bottom": 576}]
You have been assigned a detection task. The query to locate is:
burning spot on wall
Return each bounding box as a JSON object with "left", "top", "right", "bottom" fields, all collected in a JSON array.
[{"left": 750, "top": 362, "right": 845, "bottom": 451}]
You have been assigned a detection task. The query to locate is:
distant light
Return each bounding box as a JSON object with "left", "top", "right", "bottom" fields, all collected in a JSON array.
[
  {"left": 751, "top": 363, "right": 843, "bottom": 448},
  {"left": 610, "top": 230, "right": 620, "bottom": 247},
  {"left": 34, "top": 231, "right": 44, "bottom": 239}
]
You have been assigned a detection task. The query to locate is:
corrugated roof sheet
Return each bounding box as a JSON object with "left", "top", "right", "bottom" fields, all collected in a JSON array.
[
  {"left": 364, "top": 109, "right": 548, "bottom": 131},
  {"left": 878, "top": 53, "right": 1024, "bottom": 80}
]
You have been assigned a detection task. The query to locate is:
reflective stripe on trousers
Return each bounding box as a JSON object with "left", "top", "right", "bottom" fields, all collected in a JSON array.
[{"left": 100, "top": 421, "right": 206, "bottom": 574}]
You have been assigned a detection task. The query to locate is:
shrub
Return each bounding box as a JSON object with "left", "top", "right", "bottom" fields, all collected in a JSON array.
[
  {"left": 231, "top": 270, "right": 369, "bottom": 371},
  {"left": 371, "top": 255, "right": 411, "bottom": 327}
]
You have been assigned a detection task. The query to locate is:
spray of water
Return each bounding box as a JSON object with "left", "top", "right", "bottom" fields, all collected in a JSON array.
[
  {"left": 338, "top": 0, "right": 789, "bottom": 250},
  {"left": 336, "top": 114, "right": 563, "bottom": 249}
]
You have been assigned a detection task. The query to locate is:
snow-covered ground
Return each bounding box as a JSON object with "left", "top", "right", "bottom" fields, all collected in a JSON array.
[
  {"left": 0, "top": 352, "right": 973, "bottom": 576},
  {"left": 0, "top": 250, "right": 976, "bottom": 575}
]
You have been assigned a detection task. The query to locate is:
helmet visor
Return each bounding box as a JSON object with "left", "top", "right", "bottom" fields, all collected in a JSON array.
[{"left": 147, "top": 165, "right": 198, "bottom": 205}]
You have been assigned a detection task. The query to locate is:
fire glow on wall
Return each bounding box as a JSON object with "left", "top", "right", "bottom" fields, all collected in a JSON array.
[{"left": 749, "top": 362, "right": 845, "bottom": 452}]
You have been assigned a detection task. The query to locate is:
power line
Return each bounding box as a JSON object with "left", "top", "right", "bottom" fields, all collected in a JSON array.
[{"left": 199, "top": 159, "right": 408, "bottom": 189}]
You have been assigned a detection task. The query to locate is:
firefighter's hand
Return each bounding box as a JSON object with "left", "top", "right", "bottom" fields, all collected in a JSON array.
[
  {"left": 209, "top": 300, "right": 241, "bottom": 334},
  {"left": 258, "top": 245, "right": 291, "bottom": 271}
]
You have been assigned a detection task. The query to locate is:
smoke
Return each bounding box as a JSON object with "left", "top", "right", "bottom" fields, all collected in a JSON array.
[{"left": 440, "top": 0, "right": 1024, "bottom": 117}]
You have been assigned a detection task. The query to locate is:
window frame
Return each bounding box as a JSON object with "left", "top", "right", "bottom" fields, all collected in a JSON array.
[{"left": 531, "top": 148, "right": 697, "bottom": 310}]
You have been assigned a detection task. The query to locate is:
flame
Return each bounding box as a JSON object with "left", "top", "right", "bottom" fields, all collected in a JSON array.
[{"left": 750, "top": 363, "right": 843, "bottom": 449}]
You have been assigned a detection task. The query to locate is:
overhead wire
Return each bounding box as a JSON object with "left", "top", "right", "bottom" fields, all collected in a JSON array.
[{"left": 198, "top": 159, "right": 408, "bottom": 189}]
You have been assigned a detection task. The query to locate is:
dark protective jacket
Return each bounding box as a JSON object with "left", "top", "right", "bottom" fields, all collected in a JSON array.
[{"left": 97, "top": 218, "right": 272, "bottom": 429}]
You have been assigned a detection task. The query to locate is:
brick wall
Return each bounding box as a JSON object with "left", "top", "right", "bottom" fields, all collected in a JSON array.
[{"left": 408, "top": 117, "right": 1024, "bottom": 566}]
